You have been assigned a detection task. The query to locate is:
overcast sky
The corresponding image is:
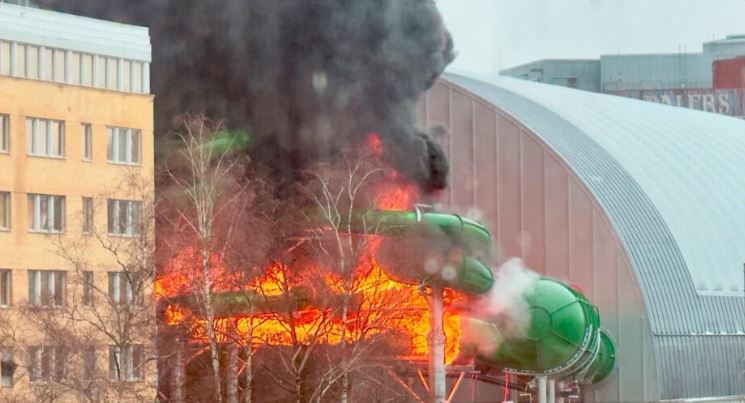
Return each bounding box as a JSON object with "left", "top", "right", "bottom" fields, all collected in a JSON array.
[{"left": 436, "top": 0, "right": 745, "bottom": 76}]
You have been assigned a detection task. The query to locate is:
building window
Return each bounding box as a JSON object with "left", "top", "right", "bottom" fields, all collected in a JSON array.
[
  {"left": 1, "top": 350, "right": 14, "bottom": 387},
  {"left": 53, "top": 49, "right": 65, "bottom": 83},
  {"left": 82, "top": 271, "right": 93, "bottom": 306},
  {"left": 108, "top": 272, "right": 142, "bottom": 306},
  {"left": 95, "top": 55, "right": 106, "bottom": 88},
  {"left": 0, "top": 270, "right": 10, "bottom": 307},
  {"left": 0, "top": 192, "right": 9, "bottom": 230},
  {"left": 28, "top": 270, "right": 66, "bottom": 307},
  {"left": 27, "top": 194, "right": 65, "bottom": 233},
  {"left": 15, "top": 44, "right": 25, "bottom": 78},
  {"left": 27, "top": 346, "right": 66, "bottom": 382},
  {"left": 26, "top": 117, "right": 64, "bottom": 158},
  {"left": 26, "top": 45, "right": 38, "bottom": 80},
  {"left": 109, "top": 345, "right": 142, "bottom": 381},
  {"left": 106, "top": 127, "right": 141, "bottom": 164},
  {"left": 106, "top": 57, "right": 117, "bottom": 90},
  {"left": 83, "top": 346, "right": 95, "bottom": 380},
  {"left": 82, "top": 124, "right": 92, "bottom": 160},
  {"left": 71, "top": 51, "right": 81, "bottom": 85},
  {"left": 122, "top": 60, "right": 131, "bottom": 92},
  {"left": 43, "top": 47, "right": 53, "bottom": 81},
  {"left": 82, "top": 197, "right": 93, "bottom": 234},
  {"left": 1, "top": 114, "right": 8, "bottom": 153},
  {"left": 81, "top": 54, "right": 93, "bottom": 87},
  {"left": 107, "top": 200, "right": 140, "bottom": 236},
  {"left": 132, "top": 61, "right": 143, "bottom": 93},
  {"left": 0, "top": 41, "right": 10, "bottom": 76},
  {"left": 26, "top": 45, "right": 39, "bottom": 78}
]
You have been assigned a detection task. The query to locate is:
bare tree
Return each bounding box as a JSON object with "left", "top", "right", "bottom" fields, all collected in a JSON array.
[
  {"left": 158, "top": 115, "right": 264, "bottom": 403},
  {"left": 292, "top": 149, "right": 422, "bottom": 402},
  {"left": 0, "top": 170, "right": 158, "bottom": 403},
  {"left": 154, "top": 123, "right": 428, "bottom": 402}
]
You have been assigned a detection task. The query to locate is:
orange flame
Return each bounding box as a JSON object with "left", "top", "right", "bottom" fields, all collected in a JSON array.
[{"left": 156, "top": 162, "right": 461, "bottom": 363}]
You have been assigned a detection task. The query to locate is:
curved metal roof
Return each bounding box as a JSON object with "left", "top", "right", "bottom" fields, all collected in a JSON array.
[{"left": 444, "top": 73, "right": 745, "bottom": 398}]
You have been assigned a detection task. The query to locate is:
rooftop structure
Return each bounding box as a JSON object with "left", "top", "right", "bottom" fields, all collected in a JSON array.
[{"left": 0, "top": 2, "right": 151, "bottom": 93}]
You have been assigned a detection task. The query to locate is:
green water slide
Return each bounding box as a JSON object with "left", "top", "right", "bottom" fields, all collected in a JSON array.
[
  {"left": 461, "top": 277, "right": 615, "bottom": 384},
  {"left": 164, "top": 287, "right": 314, "bottom": 317},
  {"left": 202, "top": 129, "right": 251, "bottom": 156},
  {"left": 162, "top": 204, "right": 615, "bottom": 383},
  {"left": 350, "top": 210, "right": 494, "bottom": 295}
]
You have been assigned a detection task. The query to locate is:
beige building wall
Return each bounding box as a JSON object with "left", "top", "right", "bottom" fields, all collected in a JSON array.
[{"left": 0, "top": 72, "right": 155, "bottom": 399}]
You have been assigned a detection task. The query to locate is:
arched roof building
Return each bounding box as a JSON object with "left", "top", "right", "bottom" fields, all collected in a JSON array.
[{"left": 421, "top": 73, "right": 745, "bottom": 401}]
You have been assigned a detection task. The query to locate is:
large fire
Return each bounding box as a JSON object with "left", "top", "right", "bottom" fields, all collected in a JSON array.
[{"left": 157, "top": 134, "right": 462, "bottom": 364}]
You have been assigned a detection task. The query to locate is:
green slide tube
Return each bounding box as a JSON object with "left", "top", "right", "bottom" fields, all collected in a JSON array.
[
  {"left": 352, "top": 210, "right": 492, "bottom": 253},
  {"left": 349, "top": 210, "right": 495, "bottom": 294},
  {"left": 201, "top": 129, "right": 251, "bottom": 156},
  {"left": 577, "top": 330, "right": 616, "bottom": 384},
  {"left": 461, "top": 277, "right": 615, "bottom": 384},
  {"left": 164, "top": 287, "right": 313, "bottom": 317}
]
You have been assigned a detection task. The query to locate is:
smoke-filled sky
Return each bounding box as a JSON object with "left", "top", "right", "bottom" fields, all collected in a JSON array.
[
  {"left": 437, "top": 0, "right": 745, "bottom": 76},
  {"left": 37, "top": 0, "right": 453, "bottom": 192}
]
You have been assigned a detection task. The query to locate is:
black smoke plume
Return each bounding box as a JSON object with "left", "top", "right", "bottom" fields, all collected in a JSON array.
[{"left": 37, "top": 0, "right": 454, "bottom": 191}]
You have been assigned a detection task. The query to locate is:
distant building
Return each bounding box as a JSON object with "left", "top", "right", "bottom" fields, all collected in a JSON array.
[
  {"left": 703, "top": 34, "right": 745, "bottom": 58},
  {"left": 0, "top": 2, "right": 154, "bottom": 400},
  {"left": 600, "top": 53, "right": 712, "bottom": 91},
  {"left": 499, "top": 59, "right": 601, "bottom": 92},
  {"left": 500, "top": 35, "right": 745, "bottom": 118}
]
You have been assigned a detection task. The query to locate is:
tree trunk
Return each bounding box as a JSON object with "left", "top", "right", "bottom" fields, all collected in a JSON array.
[
  {"left": 202, "top": 247, "right": 224, "bottom": 403},
  {"left": 171, "top": 340, "right": 186, "bottom": 403},
  {"left": 242, "top": 345, "right": 253, "bottom": 403},
  {"left": 226, "top": 341, "right": 239, "bottom": 403},
  {"left": 296, "top": 373, "right": 303, "bottom": 403},
  {"left": 340, "top": 301, "right": 349, "bottom": 403}
]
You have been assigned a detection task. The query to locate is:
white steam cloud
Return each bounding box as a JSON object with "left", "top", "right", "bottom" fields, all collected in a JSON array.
[{"left": 460, "top": 257, "right": 540, "bottom": 358}]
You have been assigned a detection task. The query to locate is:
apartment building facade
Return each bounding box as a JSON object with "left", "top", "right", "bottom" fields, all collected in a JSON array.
[{"left": 0, "top": 3, "right": 154, "bottom": 400}]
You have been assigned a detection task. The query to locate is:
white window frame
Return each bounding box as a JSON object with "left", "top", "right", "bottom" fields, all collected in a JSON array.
[
  {"left": 106, "top": 127, "right": 141, "bottom": 165},
  {"left": 109, "top": 345, "right": 142, "bottom": 381},
  {"left": 0, "top": 270, "right": 10, "bottom": 307},
  {"left": 81, "top": 123, "right": 92, "bottom": 161},
  {"left": 27, "top": 345, "right": 66, "bottom": 382},
  {"left": 0, "top": 114, "right": 8, "bottom": 153},
  {"left": 83, "top": 346, "right": 95, "bottom": 380},
  {"left": 26, "top": 117, "right": 65, "bottom": 158},
  {"left": 27, "top": 270, "right": 66, "bottom": 308},
  {"left": 108, "top": 272, "right": 142, "bottom": 306},
  {"left": 82, "top": 197, "right": 93, "bottom": 234},
  {"left": 82, "top": 271, "right": 93, "bottom": 306},
  {"left": 1, "top": 349, "right": 14, "bottom": 387},
  {"left": 27, "top": 194, "right": 65, "bottom": 233},
  {"left": 0, "top": 192, "right": 9, "bottom": 231},
  {"left": 107, "top": 199, "right": 141, "bottom": 236}
]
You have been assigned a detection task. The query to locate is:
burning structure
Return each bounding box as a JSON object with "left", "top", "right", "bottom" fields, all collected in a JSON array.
[
  {"left": 154, "top": 127, "right": 615, "bottom": 402},
  {"left": 22, "top": 0, "right": 743, "bottom": 402}
]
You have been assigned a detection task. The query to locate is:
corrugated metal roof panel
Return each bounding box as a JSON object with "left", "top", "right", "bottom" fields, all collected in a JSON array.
[{"left": 0, "top": 2, "right": 151, "bottom": 62}]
